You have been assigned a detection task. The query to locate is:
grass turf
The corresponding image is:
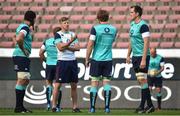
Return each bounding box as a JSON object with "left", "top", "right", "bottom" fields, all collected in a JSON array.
[{"left": 0, "top": 109, "right": 180, "bottom": 115}]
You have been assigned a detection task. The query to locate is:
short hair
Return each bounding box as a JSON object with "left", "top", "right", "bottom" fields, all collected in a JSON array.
[
  {"left": 59, "top": 17, "right": 69, "bottom": 23},
  {"left": 53, "top": 27, "right": 61, "bottom": 36},
  {"left": 97, "top": 10, "right": 109, "bottom": 22},
  {"left": 24, "top": 10, "right": 36, "bottom": 22},
  {"left": 130, "top": 5, "right": 143, "bottom": 17}
]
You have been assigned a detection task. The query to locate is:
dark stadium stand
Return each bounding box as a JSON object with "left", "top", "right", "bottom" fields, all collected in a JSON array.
[{"left": 0, "top": 0, "right": 179, "bottom": 48}]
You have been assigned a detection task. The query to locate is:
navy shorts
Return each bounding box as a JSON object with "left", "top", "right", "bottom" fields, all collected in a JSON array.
[
  {"left": 132, "top": 56, "right": 150, "bottom": 73},
  {"left": 46, "top": 65, "right": 56, "bottom": 81},
  {"left": 147, "top": 76, "right": 163, "bottom": 88},
  {"left": 13, "top": 56, "right": 30, "bottom": 72},
  {"left": 90, "top": 59, "right": 112, "bottom": 78},
  {"left": 55, "top": 60, "right": 78, "bottom": 83}
]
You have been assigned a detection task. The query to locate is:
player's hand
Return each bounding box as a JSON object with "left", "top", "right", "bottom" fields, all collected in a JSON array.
[
  {"left": 85, "top": 59, "right": 90, "bottom": 67},
  {"left": 126, "top": 56, "right": 131, "bottom": 64},
  {"left": 23, "top": 49, "right": 30, "bottom": 57},
  {"left": 140, "top": 59, "right": 146, "bottom": 69}
]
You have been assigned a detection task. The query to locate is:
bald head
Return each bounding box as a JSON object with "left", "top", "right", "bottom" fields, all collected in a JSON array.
[{"left": 150, "top": 47, "right": 156, "bottom": 57}]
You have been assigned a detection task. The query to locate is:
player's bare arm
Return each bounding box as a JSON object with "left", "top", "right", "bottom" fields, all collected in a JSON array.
[
  {"left": 140, "top": 37, "right": 149, "bottom": 69},
  {"left": 67, "top": 43, "right": 80, "bottom": 52},
  {"left": 85, "top": 40, "right": 94, "bottom": 67},
  {"left": 126, "top": 40, "right": 132, "bottom": 64},
  {"left": 16, "top": 32, "right": 29, "bottom": 56},
  {"left": 39, "top": 49, "right": 46, "bottom": 62}
]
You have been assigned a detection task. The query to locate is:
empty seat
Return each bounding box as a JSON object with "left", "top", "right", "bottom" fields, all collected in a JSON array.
[
  {"left": 78, "top": 33, "right": 89, "bottom": 42},
  {"left": 175, "top": 42, "right": 180, "bottom": 48},
  {"left": 150, "top": 42, "right": 159, "bottom": 48},
  {"left": 41, "top": 15, "right": 56, "bottom": 23},
  {"left": 19, "top": 0, "right": 33, "bottom": 6},
  {"left": 37, "top": 24, "right": 51, "bottom": 32},
  {"left": 84, "top": 15, "right": 96, "bottom": 21},
  {"left": 101, "top": 6, "right": 114, "bottom": 12},
  {"left": 87, "top": 7, "right": 101, "bottom": 15},
  {"left": 0, "top": 33, "right": 4, "bottom": 38},
  {"left": 34, "top": 33, "right": 48, "bottom": 41},
  {"left": 116, "top": 42, "right": 129, "bottom": 48},
  {"left": 4, "top": 32, "right": 15, "bottom": 40},
  {"left": 12, "top": 15, "right": 24, "bottom": 23},
  {"left": 169, "top": 15, "right": 180, "bottom": 23},
  {"left": 160, "top": 33, "right": 176, "bottom": 48},
  {"left": 48, "top": 0, "right": 62, "bottom": 6},
  {"left": 0, "top": 24, "right": 8, "bottom": 32},
  {"left": 154, "top": 15, "right": 168, "bottom": 24},
  {"left": 30, "top": 6, "right": 44, "bottom": 15},
  {"left": 6, "top": 0, "right": 19, "bottom": 6},
  {"left": 79, "top": 42, "right": 87, "bottom": 48},
  {"left": 142, "top": 15, "right": 153, "bottom": 20},
  {"left": 33, "top": 0, "right": 47, "bottom": 6},
  {"left": 113, "top": 24, "right": 121, "bottom": 30},
  {"left": 32, "top": 42, "right": 43, "bottom": 48},
  {"left": 132, "top": 0, "right": 144, "bottom": 2},
  {"left": 114, "top": 6, "right": 128, "bottom": 15},
  {"left": 157, "top": 6, "right": 170, "bottom": 15},
  {"left": 80, "top": 24, "right": 92, "bottom": 33},
  {"left": 150, "top": 24, "right": 164, "bottom": 32},
  {"left": 70, "top": 15, "right": 84, "bottom": 22},
  {"left": 73, "top": 7, "right": 87, "bottom": 15},
  {"left": 143, "top": 6, "right": 156, "bottom": 14},
  {"left": 8, "top": 24, "right": 19, "bottom": 32},
  {"left": 172, "top": 6, "right": 180, "bottom": 14},
  {"left": 69, "top": 24, "right": 79, "bottom": 31},
  {"left": 2, "top": 6, "right": 16, "bottom": 15},
  {"left": 44, "top": 6, "right": 59, "bottom": 15},
  {"left": 165, "top": 23, "right": 178, "bottom": 32},
  {"left": 0, "top": 42, "right": 14, "bottom": 48}
]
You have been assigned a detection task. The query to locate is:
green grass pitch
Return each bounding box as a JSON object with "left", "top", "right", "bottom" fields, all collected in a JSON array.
[{"left": 0, "top": 109, "right": 180, "bottom": 115}]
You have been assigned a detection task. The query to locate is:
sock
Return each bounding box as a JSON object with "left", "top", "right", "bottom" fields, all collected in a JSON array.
[
  {"left": 139, "top": 83, "right": 148, "bottom": 109},
  {"left": 46, "top": 85, "right": 53, "bottom": 106},
  {"left": 146, "top": 88, "right": 153, "bottom": 107},
  {"left": 56, "top": 89, "right": 62, "bottom": 108},
  {"left": 157, "top": 92, "right": 162, "bottom": 109},
  {"left": 15, "top": 85, "right": 26, "bottom": 109},
  {"left": 103, "top": 84, "right": 111, "bottom": 109},
  {"left": 90, "top": 86, "right": 97, "bottom": 109}
]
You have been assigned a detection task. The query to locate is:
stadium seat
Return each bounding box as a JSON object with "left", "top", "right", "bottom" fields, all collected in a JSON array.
[
  {"left": 101, "top": 6, "right": 114, "bottom": 12},
  {"left": 60, "top": 6, "right": 73, "bottom": 14},
  {"left": 16, "top": 6, "right": 30, "bottom": 15},
  {"left": 41, "top": 15, "right": 56, "bottom": 23},
  {"left": 56, "top": 15, "right": 70, "bottom": 20},
  {"left": 160, "top": 33, "right": 176, "bottom": 48},
  {"left": 2, "top": 6, "right": 16, "bottom": 15},
  {"left": 175, "top": 42, "right": 180, "bottom": 48},
  {"left": 30, "top": 6, "right": 44, "bottom": 15},
  {"left": 77, "top": 33, "right": 89, "bottom": 42},
  {"left": 114, "top": 6, "right": 128, "bottom": 15},
  {"left": 19, "top": 0, "right": 33, "bottom": 6},
  {"left": 157, "top": 6, "right": 170, "bottom": 15},
  {"left": 6, "top": 0, "right": 19, "bottom": 6},
  {"left": 169, "top": 14, "right": 180, "bottom": 23},
  {"left": 48, "top": 0, "right": 62, "bottom": 6},
  {"left": 0, "top": 24, "right": 8, "bottom": 32},
  {"left": 132, "top": 0, "right": 144, "bottom": 2},
  {"left": 154, "top": 15, "right": 168, "bottom": 24},
  {"left": 73, "top": 7, "right": 87, "bottom": 15},
  {"left": 12, "top": 15, "right": 24, "bottom": 23},
  {"left": 150, "top": 24, "right": 164, "bottom": 32},
  {"left": 172, "top": 6, "right": 180, "bottom": 14},
  {"left": 150, "top": 42, "right": 159, "bottom": 48},
  {"left": 165, "top": 23, "right": 178, "bottom": 32},
  {"left": 116, "top": 42, "right": 129, "bottom": 48},
  {"left": 113, "top": 24, "right": 122, "bottom": 30},
  {"left": 142, "top": 15, "right": 153, "bottom": 20},
  {"left": 79, "top": 42, "right": 87, "bottom": 48},
  {"left": 145, "top": 0, "right": 157, "bottom": 6},
  {"left": 76, "top": 0, "right": 89, "bottom": 6},
  {"left": 0, "top": 32, "right": 4, "bottom": 37},
  {"left": 34, "top": 33, "right": 48, "bottom": 41},
  {"left": 80, "top": 24, "right": 92, "bottom": 33},
  {"left": 4, "top": 32, "right": 15, "bottom": 40},
  {"left": 0, "top": 15, "right": 12, "bottom": 23},
  {"left": 143, "top": 6, "right": 156, "bottom": 14},
  {"left": 69, "top": 24, "right": 79, "bottom": 31},
  {"left": 37, "top": 24, "right": 51, "bottom": 32},
  {"left": 70, "top": 15, "right": 84, "bottom": 23},
  {"left": 8, "top": 24, "right": 19, "bottom": 32},
  {"left": 0, "top": 41, "right": 14, "bottom": 48},
  {"left": 84, "top": 15, "right": 96, "bottom": 22},
  {"left": 44, "top": 7, "right": 59, "bottom": 15},
  {"left": 33, "top": 0, "right": 47, "bottom": 6},
  {"left": 32, "top": 42, "right": 43, "bottom": 48},
  {"left": 87, "top": 7, "right": 101, "bottom": 15}
]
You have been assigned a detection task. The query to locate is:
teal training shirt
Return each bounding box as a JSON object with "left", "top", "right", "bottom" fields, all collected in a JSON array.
[
  {"left": 90, "top": 24, "right": 117, "bottom": 61},
  {"left": 149, "top": 54, "right": 164, "bottom": 77},
  {"left": 129, "top": 20, "right": 150, "bottom": 56},
  {"left": 13, "top": 23, "right": 32, "bottom": 57},
  {"left": 43, "top": 38, "right": 57, "bottom": 65}
]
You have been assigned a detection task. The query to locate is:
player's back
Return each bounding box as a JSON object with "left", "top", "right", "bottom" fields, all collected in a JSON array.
[
  {"left": 13, "top": 23, "right": 32, "bottom": 57},
  {"left": 92, "top": 24, "right": 117, "bottom": 61}
]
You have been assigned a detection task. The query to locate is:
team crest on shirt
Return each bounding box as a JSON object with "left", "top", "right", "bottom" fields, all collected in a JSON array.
[{"left": 104, "top": 27, "right": 110, "bottom": 33}]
